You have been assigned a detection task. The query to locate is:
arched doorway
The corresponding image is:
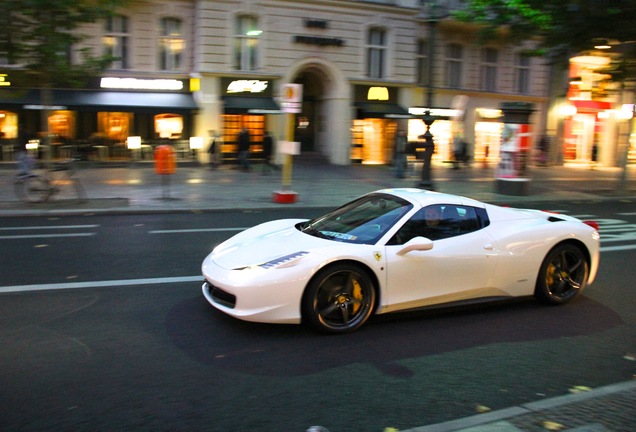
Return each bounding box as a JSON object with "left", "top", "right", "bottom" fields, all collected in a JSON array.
[
  {"left": 293, "top": 69, "right": 323, "bottom": 153},
  {"left": 284, "top": 59, "right": 350, "bottom": 164}
]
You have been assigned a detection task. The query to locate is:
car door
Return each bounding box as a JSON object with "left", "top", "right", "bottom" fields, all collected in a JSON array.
[{"left": 381, "top": 204, "right": 500, "bottom": 311}]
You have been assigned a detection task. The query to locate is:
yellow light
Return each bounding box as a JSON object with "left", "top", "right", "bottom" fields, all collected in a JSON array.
[
  {"left": 367, "top": 87, "right": 389, "bottom": 101},
  {"left": 190, "top": 78, "right": 200, "bottom": 92}
]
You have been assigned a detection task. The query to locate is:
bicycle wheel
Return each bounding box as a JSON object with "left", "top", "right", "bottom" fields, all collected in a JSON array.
[{"left": 15, "top": 175, "right": 49, "bottom": 203}]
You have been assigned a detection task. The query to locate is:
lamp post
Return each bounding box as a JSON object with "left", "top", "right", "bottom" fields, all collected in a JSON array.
[{"left": 417, "top": 0, "right": 441, "bottom": 189}]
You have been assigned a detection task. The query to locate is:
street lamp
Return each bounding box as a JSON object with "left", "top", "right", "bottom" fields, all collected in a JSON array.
[{"left": 416, "top": 0, "right": 442, "bottom": 189}]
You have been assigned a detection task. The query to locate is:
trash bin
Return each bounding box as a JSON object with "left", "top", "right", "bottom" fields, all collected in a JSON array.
[{"left": 154, "top": 145, "right": 176, "bottom": 175}]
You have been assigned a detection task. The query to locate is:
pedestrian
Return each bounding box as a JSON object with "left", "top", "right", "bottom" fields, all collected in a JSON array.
[
  {"left": 452, "top": 136, "right": 466, "bottom": 169},
  {"left": 261, "top": 131, "right": 277, "bottom": 174},
  {"left": 393, "top": 130, "right": 407, "bottom": 178},
  {"left": 237, "top": 127, "right": 251, "bottom": 171},
  {"left": 537, "top": 135, "right": 549, "bottom": 166},
  {"left": 15, "top": 127, "right": 34, "bottom": 177},
  {"left": 207, "top": 130, "right": 219, "bottom": 169}
]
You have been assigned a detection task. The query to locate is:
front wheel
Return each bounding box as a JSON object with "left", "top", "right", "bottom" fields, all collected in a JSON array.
[
  {"left": 14, "top": 175, "right": 49, "bottom": 203},
  {"left": 535, "top": 243, "right": 589, "bottom": 305},
  {"left": 302, "top": 263, "right": 376, "bottom": 334}
]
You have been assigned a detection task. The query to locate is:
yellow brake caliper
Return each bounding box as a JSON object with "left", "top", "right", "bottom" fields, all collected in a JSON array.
[{"left": 351, "top": 279, "right": 362, "bottom": 314}]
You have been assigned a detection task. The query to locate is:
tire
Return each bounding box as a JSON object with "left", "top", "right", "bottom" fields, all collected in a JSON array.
[
  {"left": 302, "top": 263, "right": 376, "bottom": 334},
  {"left": 535, "top": 243, "right": 589, "bottom": 305},
  {"left": 15, "top": 175, "right": 49, "bottom": 203}
]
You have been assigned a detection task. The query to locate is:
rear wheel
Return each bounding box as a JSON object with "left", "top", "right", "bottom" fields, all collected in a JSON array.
[
  {"left": 535, "top": 243, "right": 588, "bottom": 304},
  {"left": 302, "top": 263, "right": 376, "bottom": 334}
]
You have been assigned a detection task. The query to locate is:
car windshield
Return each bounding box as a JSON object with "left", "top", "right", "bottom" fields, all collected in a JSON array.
[{"left": 298, "top": 193, "right": 413, "bottom": 244}]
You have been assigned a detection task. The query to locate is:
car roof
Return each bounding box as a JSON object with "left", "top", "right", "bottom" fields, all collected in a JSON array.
[{"left": 373, "top": 188, "right": 485, "bottom": 209}]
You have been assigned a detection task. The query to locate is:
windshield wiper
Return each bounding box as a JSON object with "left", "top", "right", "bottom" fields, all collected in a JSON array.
[{"left": 300, "top": 222, "right": 332, "bottom": 240}]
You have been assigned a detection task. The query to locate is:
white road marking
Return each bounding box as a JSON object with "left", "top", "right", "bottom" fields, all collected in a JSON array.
[
  {"left": 0, "top": 225, "right": 99, "bottom": 231},
  {"left": 0, "top": 275, "right": 203, "bottom": 294},
  {"left": 0, "top": 233, "right": 96, "bottom": 239},
  {"left": 149, "top": 228, "right": 247, "bottom": 234}
]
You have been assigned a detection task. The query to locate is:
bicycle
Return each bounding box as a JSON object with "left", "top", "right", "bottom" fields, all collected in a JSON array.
[{"left": 14, "top": 159, "right": 86, "bottom": 203}]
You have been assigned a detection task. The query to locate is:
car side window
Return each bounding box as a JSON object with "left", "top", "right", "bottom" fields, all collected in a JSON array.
[{"left": 388, "top": 204, "right": 483, "bottom": 245}]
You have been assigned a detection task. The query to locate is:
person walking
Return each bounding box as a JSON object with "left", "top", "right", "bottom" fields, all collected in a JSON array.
[
  {"left": 393, "top": 130, "right": 407, "bottom": 178},
  {"left": 261, "top": 131, "right": 277, "bottom": 174},
  {"left": 237, "top": 127, "right": 251, "bottom": 171},
  {"left": 207, "top": 130, "right": 220, "bottom": 169}
]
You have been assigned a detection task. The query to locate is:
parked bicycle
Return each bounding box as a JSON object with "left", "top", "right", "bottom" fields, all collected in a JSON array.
[{"left": 14, "top": 158, "right": 86, "bottom": 203}]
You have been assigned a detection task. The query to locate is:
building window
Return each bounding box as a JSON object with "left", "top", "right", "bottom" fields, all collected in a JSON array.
[
  {"left": 155, "top": 113, "right": 183, "bottom": 139},
  {"left": 515, "top": 53, "right": 531, "bottom": 94},
  {"left": 446, "top": 43, "right": 463, "bottom": 89},
  {"left": 159, "top": 18, "right": 184, "bottom": 71},
  {"left": 481, "top": 48, "right": 498, "bottom": 92},
  {"left": 104, "top": 15, "right": 129, "bottom": 70},
  {"left": 367, "top": 28, "right": 386, "bottom": 79},
  {"left": 416, "top": 39, "right": 429, "bottom": 86},
  {"left": 234, "top": 15, "right": 260, "bottom": 71}
]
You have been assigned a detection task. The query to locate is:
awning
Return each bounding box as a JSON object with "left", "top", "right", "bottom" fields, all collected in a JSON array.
[
  {"left": 222, "top": 96, "right": 281, "bottom": 114},
  {"left": 0, "top": 89, "right": 198, "bottom": 113},
  {"left": 355, "top": 102, "right": 411, "bottom": 119}
]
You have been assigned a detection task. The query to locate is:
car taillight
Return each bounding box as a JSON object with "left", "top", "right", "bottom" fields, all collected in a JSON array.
[{"left": 583, "top": 220, "right": 599, "bottom": 231}]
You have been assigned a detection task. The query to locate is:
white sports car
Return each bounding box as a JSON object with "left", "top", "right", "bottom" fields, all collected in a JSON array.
[{"left": 202, "top": 188, "right": 600, "bottom": 333}]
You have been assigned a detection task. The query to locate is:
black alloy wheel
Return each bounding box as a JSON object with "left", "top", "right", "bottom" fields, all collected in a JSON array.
[
  {"left": 535, "top": 243, "right": 589, "bottom": 304},
  {"left": 302, "top": 263, "right": 376, "bottom": 334}
]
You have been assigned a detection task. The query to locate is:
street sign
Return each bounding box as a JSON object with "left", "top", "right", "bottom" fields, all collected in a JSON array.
[{"left": 281, "top": 84, "right": 302, "bottom": 113}]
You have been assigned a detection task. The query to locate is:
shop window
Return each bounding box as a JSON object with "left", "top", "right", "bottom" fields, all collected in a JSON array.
[
  {"left": 515, "top": 53, "right": 531, "bottom": 94},
  {"left": 480, "top": 48, "right": 498, "bottom": 92},
  {"left": 0, "top": 111, "right": 18, "bottom": 139},
  {"left": 234, "top": 15, "right": 260, "bottom": 71},
  {"left": 222, "top": 114, "right": 264, "bottom": 159},
  {"left": 159, "top": 18, "right": 184, "bottom": 71},
  {"left": 98, "top": 112, "right": 131, "bottom": 142},
  {"left": 408, "top": 118, "right": 452, "bottom": 161},
  {"left": 367, "top": 27, "right": 386, "bottom": 79},
  {"left": 446, "top": 43, "right": 463, "bottom": 89},
  {"left": 475, "top": 122, "right": 503, "bottom": 163},
  {"left": 155, "top": 113, "right": 183, "bottom": 139},
  {"left": 350, "top": 119, "right": 396, "bottom": 165},
  {"left": 48, "top": 111, "right": 75, "bottom": 140},
  {"left": 104, "top": 14, "right": 129, "bottom": 70}
]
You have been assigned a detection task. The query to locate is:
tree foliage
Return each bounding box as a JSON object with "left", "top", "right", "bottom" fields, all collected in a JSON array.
[
  {"left": 0, "top": 0, "right": 127, "bottom": 88},
  {"left": 455, "top": 0, "right": 636, "bottom": 67}
]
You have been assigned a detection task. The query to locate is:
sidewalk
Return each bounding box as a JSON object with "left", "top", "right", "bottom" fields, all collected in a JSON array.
[
  {"left": 1, "top": 157, "right": 635, "bottom": 216},
  {"left": 406, "top": 380, "right": 636, "bottom": 432}
]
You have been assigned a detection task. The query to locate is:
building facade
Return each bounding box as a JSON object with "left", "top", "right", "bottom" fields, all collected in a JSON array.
[{"left": 4, "top": 0, "right": 629, "bottom": 168}]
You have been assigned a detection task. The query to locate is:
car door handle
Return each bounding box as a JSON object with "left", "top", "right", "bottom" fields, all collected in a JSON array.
[{"left": 483, "top": 243, "right": 494, "bottom": 251}]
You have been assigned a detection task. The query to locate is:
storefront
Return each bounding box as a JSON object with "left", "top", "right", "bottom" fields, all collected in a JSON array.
[
  {"left": 407, "top": 107, "right": 456, "bottom": 163},
  {"left": 220, "top": 78, "right": 281, "bottom": 163},
  {"left": 474, "top": 108, "right": 504, "bottom": 164},
  {"left": 351, "top": 85, "right": 410, "bottom": 164},
  {"left": 0, "top": 75, "right": 198, "bottom": 160}
]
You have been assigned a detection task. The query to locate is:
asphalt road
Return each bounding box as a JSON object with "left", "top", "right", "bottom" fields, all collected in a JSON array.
[{"left": 0, "top": 201, "right": 635, "bottom": 432}]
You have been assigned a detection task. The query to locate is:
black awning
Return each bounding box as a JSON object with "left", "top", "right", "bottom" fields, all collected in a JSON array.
[
  {"left": 222, "top": 96, "right": 281, "bottom": 114},
  {"left": 355, "top": 102, "right": 412, "bottom": 119},
  {"left": 0, "top": 89, "right": 198, "bottom": 113}
]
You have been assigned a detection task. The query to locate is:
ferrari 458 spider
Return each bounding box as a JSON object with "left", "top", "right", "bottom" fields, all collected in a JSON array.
[{"left": 202, "top": 188, "right": 600, "bottom": 333}]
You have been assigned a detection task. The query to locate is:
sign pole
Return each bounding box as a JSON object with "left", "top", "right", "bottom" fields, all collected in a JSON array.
[{"left": 273, "top": 84, "right": 302, "bottom": 204}]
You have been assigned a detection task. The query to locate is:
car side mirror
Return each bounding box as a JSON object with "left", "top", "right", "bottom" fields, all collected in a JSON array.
[{"left": 397, "top": 236, "right": 434, "bottom": 255}]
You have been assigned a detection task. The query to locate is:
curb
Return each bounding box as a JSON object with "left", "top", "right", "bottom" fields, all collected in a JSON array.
[{"left": 404, "top": 380, "right": 636, "bottom": 432}]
